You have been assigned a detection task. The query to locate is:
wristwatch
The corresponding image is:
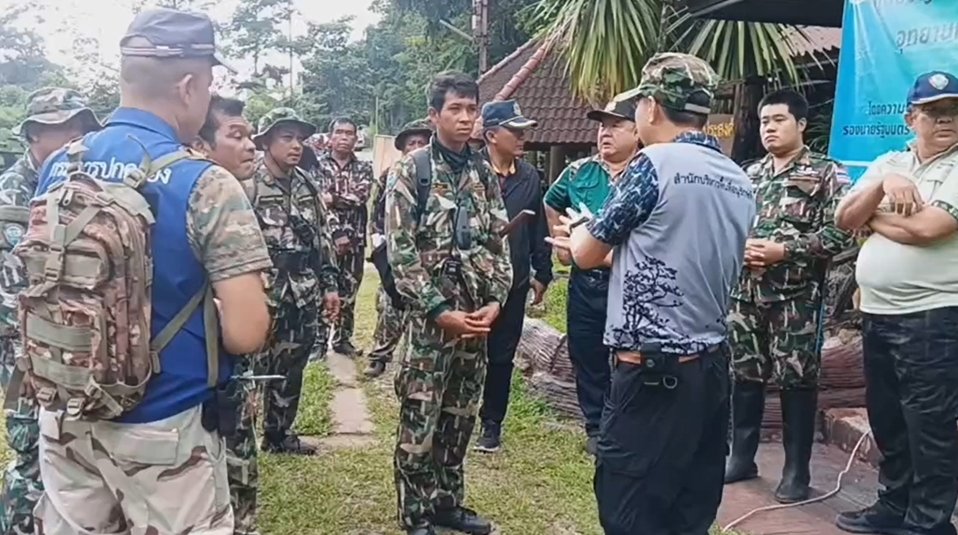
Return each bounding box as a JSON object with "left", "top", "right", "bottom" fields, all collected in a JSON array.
[{"left": 568, "top": 214, "right": 590, "bottom": 230}]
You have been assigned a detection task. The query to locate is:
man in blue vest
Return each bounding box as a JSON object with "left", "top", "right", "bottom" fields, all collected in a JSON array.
[{"left": 30, "top": 9, "right": 272, "bottom": 533}]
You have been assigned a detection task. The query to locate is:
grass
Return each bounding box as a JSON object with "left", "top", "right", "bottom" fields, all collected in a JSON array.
[{"left": 0, "top": 267, "right": 743, "bottom": 535}]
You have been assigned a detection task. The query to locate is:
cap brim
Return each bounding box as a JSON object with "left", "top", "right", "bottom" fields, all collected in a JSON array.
[
  {"left": 13, "top": 109, "right": 103, "bottom": 136},
  {"left": 613, "top": 86, "right": 646, "bottom": 102},
  {"left": 911, "top": 93, "right": 958, "bottom": 106},
  {"left": 586, "top": 110, "right": 632, "bottom": 123},
  {"left": 253, "top": 119, "right": 317, "bottom": 149},
  {"left": 500, "top": 117, "right": 538, "bottom": 129},
  {"left": 213, "top": 51, "right": 237, "bottom": 75}
]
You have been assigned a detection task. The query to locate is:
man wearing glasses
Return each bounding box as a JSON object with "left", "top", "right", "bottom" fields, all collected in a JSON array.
[{"left": 835, "top": 71, "right": 958, "bottom": 535}]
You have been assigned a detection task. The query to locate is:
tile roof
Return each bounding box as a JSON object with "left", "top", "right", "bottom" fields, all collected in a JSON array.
[{"left": 478, "top": 26, "right": 842, "bottom": 146}]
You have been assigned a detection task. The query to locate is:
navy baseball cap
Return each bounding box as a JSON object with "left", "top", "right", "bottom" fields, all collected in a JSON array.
[
  {"left": 481, "top": 100, "right": 538, "bottom": 130},
  {"left": 907, "top": 71, "right": 958, "bottom": 106},
  {"left": 120, "top": 8, "right": 234, "bottom": 73}
]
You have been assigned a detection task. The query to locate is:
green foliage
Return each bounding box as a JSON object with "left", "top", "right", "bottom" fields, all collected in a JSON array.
[
  {"left": 531, "top": 0, "right": 816, "bottom": 104},
  {"left": 225, "top": 0, "right": 294, "bottom": 74}
]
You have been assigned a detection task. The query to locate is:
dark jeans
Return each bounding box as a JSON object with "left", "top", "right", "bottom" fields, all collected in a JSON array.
[
  {"left": 863, "top": 308, "right": 958, "bottom": 532},
  {"left": 594, "top": 347, "right": 730, "bottom": 535},
  {"left": 480, "top": 283, "right": 530, "bottom": 428},
  {"left": 567, "top": 269, "right": 611, "bottom": 437}
]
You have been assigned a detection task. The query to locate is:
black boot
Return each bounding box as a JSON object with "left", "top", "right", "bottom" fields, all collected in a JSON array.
[
  {"left": 725, "top": 381, "right": 766, "bottom": 484},
  {"left": 433, "top": 506, "right": 492, "bottom": 535},
  {"left": 775, "top": 388, "right": 818, "bottom": 503}
]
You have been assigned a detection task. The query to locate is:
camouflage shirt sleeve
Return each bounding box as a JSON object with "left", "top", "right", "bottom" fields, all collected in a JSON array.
[
  {"left": 187, "top": 165, "right": 273, "bottom": 282},
  {"left": 0, "top": 161, "right": 36, "bottom": 338},
  {"left": 351, "top": 161, "right": 374, "bottom": 205},
  {"left": 369, "top": 169, "right": 389, "bottom": 236},
  {"left": 783, "top": 161, "right": 855, "bottom": 262},
  {"left": 478, "top": 161, "right": 513, "bottom": 306},
  {"left": 385, "top": 157, "right": 449, "bottom": 317},
  {"left": 313, "top": 183, "right": 340, "bottom": 292}
]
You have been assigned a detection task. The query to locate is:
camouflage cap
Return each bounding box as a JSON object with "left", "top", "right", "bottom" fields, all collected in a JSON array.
[
  {"left": 252, "top": 107, "right": 317, "bottom": 150},
  {"left": 615, "top": 53, "right": 720, "bottom": 115},
  {"left": 394, "top": 118, "right": 433, "bottom": 150},
  {"left": 13, "top": 87, "right": 102, "bottom": 137}
]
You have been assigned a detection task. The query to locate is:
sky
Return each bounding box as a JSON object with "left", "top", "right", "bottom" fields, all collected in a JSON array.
[{"left": 2, "top": 0, "right": 382, "bottom": 83}]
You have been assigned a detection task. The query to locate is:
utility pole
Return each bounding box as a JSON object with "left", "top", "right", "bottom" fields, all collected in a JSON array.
[
  {"left": 288, "top": 3, "right": 295, "bottom": 97},
  {"left": 473, "top": 0, "right": 490, "bottom": 74}
]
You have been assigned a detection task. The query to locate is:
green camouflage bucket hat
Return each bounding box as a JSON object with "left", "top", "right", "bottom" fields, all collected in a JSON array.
[
  {"left": 13, "top": 87, "right": 102, "bottom": 137},
  {"left": 253, "top": 107, "right": 317, "bottom": 149},
  {"left": 394, "top": 118, "right": 433, "bottom": 150},
  {"left": 615, "top": 53, "right": 720, "bottom": 115}
]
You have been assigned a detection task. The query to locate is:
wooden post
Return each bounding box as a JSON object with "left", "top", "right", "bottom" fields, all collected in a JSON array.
[
  {"left": 731, "top": 77, "right": 765, "bottom": 164},
  {"left": 474, "top": 0, "right": 490, "bottom": 74},
  {"left": 547, "top": 145, "right": 565, "bottom": 183}
]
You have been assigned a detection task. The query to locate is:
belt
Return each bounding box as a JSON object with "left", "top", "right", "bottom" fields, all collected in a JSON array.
[
  {"left": 272, "top": 252, "right": 312, "bottom": 273},
  {"left": 614, "top": 343, "right": 722, "bottom": 366}
]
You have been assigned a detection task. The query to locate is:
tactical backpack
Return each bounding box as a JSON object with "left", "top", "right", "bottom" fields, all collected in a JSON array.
[
  {"left": 371, "top": 149, "right": 433, "bottom": 309},
  {"left": 8, "top": 140, "right": 219, "bottom": 420}
]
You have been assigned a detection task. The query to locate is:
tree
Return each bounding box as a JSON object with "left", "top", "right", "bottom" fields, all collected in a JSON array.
[
  {"left": 225, "top": 0, "right": 292, "bottom": 75},
  {"left": 132, "top": 0, "right": 217, "bottom": 12},
  {"left": 530, "top": 0, "right": 814, "bottom": 103}
]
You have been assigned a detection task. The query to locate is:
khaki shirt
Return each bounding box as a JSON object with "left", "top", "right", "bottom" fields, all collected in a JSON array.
[{"left": 855, "top": 142, "right": 958, "bottom": 314}]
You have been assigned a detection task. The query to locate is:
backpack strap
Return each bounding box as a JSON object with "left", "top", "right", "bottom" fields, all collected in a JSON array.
[
  {"left": 150, "top": 284, "right": 219, "bottom": 387},
  {"left": 410, "top": 149, "right": 432, "bottom": 226}
]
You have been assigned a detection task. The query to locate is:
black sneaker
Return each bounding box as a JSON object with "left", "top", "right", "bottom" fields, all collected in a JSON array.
[
  {"left": 363, "top": 360, "right": 386, "bottom": 378},
  {"left": 836, "top": 503, "right": 904, "bottom": 534},
  {"left": 406, "top": 527, "right": 437, "bottom": 535},
  {"left": 433, "top": 506, "right": 492, "bottom": 535},
  {"left": 474, "top": 425, "right": 502, "bottom": 453}
]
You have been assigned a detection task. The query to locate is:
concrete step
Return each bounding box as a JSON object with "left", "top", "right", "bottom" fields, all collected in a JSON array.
[{"left": 822, "top": 408, "right": 881, "bottom": 467}]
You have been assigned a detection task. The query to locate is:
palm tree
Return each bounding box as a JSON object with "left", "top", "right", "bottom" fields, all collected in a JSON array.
[{"left": 530, "top": 0, "right": 816, "bottom": 104}]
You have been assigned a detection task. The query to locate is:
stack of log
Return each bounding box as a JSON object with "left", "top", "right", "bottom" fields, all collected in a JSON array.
[{"left": 514, "top": 261, "right": 866, "bottom": 432}]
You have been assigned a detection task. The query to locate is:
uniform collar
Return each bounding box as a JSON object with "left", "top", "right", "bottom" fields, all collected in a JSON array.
[
  {"left": 22, "top": 149, "right": 39, "bottom": 174},
  {"left": 762, "top": 145, "right": 811, "bottom": 177},
  {"left": 482, "top": 149, "right": 517, "bottom": 177},
  {"left": 106, "top": 108, "right": 180, "bottom": 143},
  {"left": 672, "top": 130, "right": 723, "bottom": 152}
]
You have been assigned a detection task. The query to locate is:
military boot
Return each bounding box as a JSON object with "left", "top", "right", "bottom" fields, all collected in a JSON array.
[
  {"left": 775, "top": 388, "right": 818, "bottom": 503},
  {"left": 261, "top": 432, "right": 317, "bottom": 456},
  {"left": 363, "top": 360, "right": 386, "bottom": 378},
  {"left": 725, "top": 381, "right": 766, "bottom": 484},
  {"left": 406, "top": 527, "right": 437, "bottom": 535},
  {"left": 433, "top": 506, "right": 492, "bottom": 535}
]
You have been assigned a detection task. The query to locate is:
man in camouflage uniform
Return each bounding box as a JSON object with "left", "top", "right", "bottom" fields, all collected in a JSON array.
[
  {"left": 364, "top": 119, "right": 433, "bottom": 378},
  {"left": 386, "top": 71, "right": 512, "bottom": 535},
  {"left": 0, "top": 87, "right": 101, "bottom": 535},
  {"left": 191, "top": 94, "right": 262, "bottom": 535},
  {"left": 316, "top": 117, "right": 374, "bottom": 357},
  {"left": 725, "top": 89, "right": 853, "bottom": 504},
  {"left": 243, "top": 108, "right": 341, "bottom": 456}
]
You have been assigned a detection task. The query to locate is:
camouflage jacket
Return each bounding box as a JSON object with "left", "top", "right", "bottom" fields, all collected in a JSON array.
[
  {"left": 385, "top": 142, "right": 513, "bottom": 317},
  {"left": 240, "top": 158, "right": 339, "bottom": 309},
  {"left": 0, "top": 151, "right": 38, "bottom": 338},
  {"left": 732, "top": 147, "right": 853, "bottom": 304},
  {"left": 316, "top": 152, "right": 374, "bottom": 249},
  {"left": 369, "top": 168, "right": 390, "bottom": 237}
]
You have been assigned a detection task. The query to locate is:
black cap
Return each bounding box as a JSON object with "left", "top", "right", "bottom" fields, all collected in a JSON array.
[
  {"left": 587, "top": 99, "right": 637, "bottom": 123},
  {"left": 120, "top": 8, "right": 234, "bottom": 73},
  {"left": 481, "top": 99, "right": 538, "bottom": 130}
]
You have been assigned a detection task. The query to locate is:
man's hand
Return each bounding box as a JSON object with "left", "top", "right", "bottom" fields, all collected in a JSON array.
[
  {"left": 322, "top": 291, "right": 341, "bottom": 322},
  {"left": 745, "top": 239, "right": 787, "bottom": 267},
  {"left": 462, "top": 302, "right": 502, "bottom": 337},
  {"left": 435, "top": 310, "right": 491, "bottom": 338},
  {"left": 530, "top": 279, "right": 548, "bottom": 306},
  {"left": 882, "top": 174, "right": 924, "bottom": 216},
  {"left": 371, "top": 233, "right": 385, "bottom": 249}
]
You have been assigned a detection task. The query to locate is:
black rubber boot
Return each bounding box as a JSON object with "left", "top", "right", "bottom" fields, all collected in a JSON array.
[
  {"left": 725, "top": 381, "right": 766, "bottom": 484},
  {"left": 775, "top": 388, "right": 818, "bottom": 503},
  {"left": 433, "top": 506, "right": 492, "bottom": 535}
]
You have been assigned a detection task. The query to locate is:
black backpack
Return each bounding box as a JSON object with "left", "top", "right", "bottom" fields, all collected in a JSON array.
[{"left": 370, "top": 149, "right": 432, "bottom": 310}]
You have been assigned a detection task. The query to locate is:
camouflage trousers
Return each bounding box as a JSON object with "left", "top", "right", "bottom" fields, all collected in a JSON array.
[
  {"left": 34, "top": 405, "right": 233, "bottom": 534},
  {"left": 333, "top": 248, "right": 365, "bottom": 348},
  {"left": 728, "top": 294, "right": 826, "bottom": 389},
  {"left": 226, "top": 356, "right": 260, "bottom": 535},
  {"left": 261, "top": 299, "right": 318, "bottom": 441},
  {"left": 368, "top": 286, "right": 407, "bottom": 365},
  {"left": 0, "top": 337, "right": 41, "bottom": 535},
  {"left": 394, "top": 315, "right": 486, "bottom": 530}
]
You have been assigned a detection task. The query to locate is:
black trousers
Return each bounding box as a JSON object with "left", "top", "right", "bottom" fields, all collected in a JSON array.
[
  {"left": 567, "top": 269, "right": 611, "bottom": 437},
  {"left": 594, "top": 347, "right": 730, "bottom": 535},
  {"left": 479, "top": 282, "right": 530, "bottom": 428},
  {"left": 863, "top": 308, "right": 958, "bottom": 532}
]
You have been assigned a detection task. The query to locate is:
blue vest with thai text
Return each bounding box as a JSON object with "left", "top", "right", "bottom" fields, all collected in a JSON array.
[{"left": 35, "top": 108, "right": 233, "bottom": 424}]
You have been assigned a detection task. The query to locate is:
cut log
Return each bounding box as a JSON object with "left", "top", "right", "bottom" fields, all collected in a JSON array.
[{"left": 515, "top": 259, "right": 867, "bottom": 429}]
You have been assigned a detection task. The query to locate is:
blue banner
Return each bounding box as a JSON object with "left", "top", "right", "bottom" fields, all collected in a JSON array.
[{"left": 829, "top": 0, "right": 958, "bottom": 180}]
